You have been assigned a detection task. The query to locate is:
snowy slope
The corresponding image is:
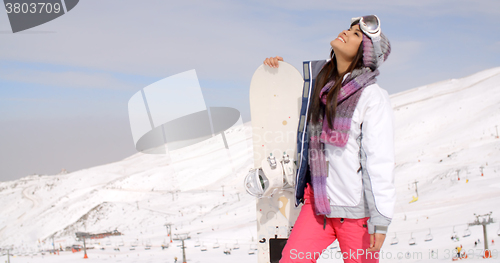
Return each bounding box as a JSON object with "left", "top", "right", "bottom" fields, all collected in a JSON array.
[
  {"left": 1, "top": 67, "right": 500, "bottom": 262},
  {"left": 0, "top": 119, "right": 260, "bottom": 261}
]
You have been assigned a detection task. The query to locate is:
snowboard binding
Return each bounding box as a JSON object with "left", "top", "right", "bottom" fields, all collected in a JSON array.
[{"left": 244, "top": 152, "right": 296, "bottom": 198}]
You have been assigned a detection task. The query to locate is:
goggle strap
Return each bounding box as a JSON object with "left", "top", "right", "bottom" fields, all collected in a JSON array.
[{"left": 372, "top": 39, "right": 385, "bottom": 66}]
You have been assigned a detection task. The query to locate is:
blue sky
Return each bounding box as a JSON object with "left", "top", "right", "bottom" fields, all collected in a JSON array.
[{"left": 1, "top": 0, "right": 499, "bottom": 181}]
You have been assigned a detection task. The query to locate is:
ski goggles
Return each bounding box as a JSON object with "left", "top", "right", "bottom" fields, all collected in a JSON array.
[
  {"left": 351, "top": 14, "right": 385, "bottom": 67},
  {"left": 351, "top": 15, "right": 381, "bottom": 39}
]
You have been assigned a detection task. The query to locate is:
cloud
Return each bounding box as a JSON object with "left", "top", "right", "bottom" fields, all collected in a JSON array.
[
  {"left": 0, "top": 68, "right": 138, "bottom": 90},
  {"left": 492, "top": 41, "right": 500, "bottom": 51},
  {"left": 382, "top": 41, "right": 424, "bottom": 72},
  {"left": 0, "top": 0, "right": 303, "bottom": 82},
  {"left": 252, "top": 0, "right": 500, "bottom": 16},
  {"left": 0, "top": 97, "right": 55, "bottom": 102},
  {"left": 0, "top": 0, "right": 497, "bottom": 94}
]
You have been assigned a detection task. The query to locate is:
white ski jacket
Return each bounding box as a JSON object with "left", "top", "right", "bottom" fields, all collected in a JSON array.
[
  {"left": 295, "top": 60, "right": 396, "bottom": 234},
  {"left": 323, "top": 73, "right": 396, "bottom": 234}
]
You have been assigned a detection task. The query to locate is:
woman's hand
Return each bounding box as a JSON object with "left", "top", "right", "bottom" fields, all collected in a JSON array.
[
  {"left": 263, "top": 56, "right": 283, "bottom": 68},
  {"left": 367, "top": 233, "right": 386, "bottom": 251}
]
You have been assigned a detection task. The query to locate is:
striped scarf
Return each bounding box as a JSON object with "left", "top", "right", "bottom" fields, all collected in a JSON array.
[{"left": 308, "top": 67, "right": 379, "bottom": 215}]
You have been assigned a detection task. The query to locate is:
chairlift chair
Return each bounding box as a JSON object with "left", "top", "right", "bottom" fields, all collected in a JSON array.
[
  {"left": 129, "top": 241, "right": 137, "bottom": 250},
  {"left": 131, "top": 240, "right": 138, "bottom": 247},
  {"left": 409, "top": 233, "right": 416, "bottom": 246},
  {"left": 200, "top": 243, "right": 207, "bottom": 252},
  {"left": 161, "top": 240, "right": 169, "bottom": 250},
  {"left": 233, "top": 240, "right": 240, "bottom": 250},
  {"left": 194, "top": 239, "right": 201, "bottom": 247},
  {"left": 463, "top": 225, "right": 471, "bottom": 237},
  {"left": 451, "top": 226, "right": 458, "bottom": 241},
  {"left": 425, "top": 229, "right": 433, "bottom": 242},
  {"left": 329, "top": 240, "right": 338, "bottom": 249},
  {"left": 390, "top": 233, "right": 399, "bottom": 245},
  {"left": 248, "top": 244, "right": 256, "bottom": 255},
  {"left": 497, "top": 222, "right": 500, "bottom": 236},
  {"left": 213, "top": 240, "right": 220, "bottom": 249}
]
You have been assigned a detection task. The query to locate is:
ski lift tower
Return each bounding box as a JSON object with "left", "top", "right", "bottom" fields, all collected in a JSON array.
[
  {"left": 75, "top": 232, "right": 90, "bottom": 259},
  {"left": 413, "top": 180, "right": 419, "bottom": 197},
  {"left": 469, "top": 212, "right": 494, "bottom": 257},
  {"left": 50, "top": 234, "right": 56, "bottom": 253},
  {"left": 6, "top": 246, "right": 12, "bottom": 263},
  {"left": 409, "top": 180, "right": 419, "bottom": 203},
  {"left": 164, "top": 223, "right": 173, "bottom": 243},
  {"left": 176, "top": 233, "right": 189, "bottom": 263}
]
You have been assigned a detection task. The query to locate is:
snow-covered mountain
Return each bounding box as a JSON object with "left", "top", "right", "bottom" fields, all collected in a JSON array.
[{"left": 1, "top": 67, "right": 500, "bottom": 262}]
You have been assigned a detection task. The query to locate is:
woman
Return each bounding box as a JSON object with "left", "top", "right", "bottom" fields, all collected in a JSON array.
[{"left": 264, "top": 15, "right": 395, "bottom": 263}]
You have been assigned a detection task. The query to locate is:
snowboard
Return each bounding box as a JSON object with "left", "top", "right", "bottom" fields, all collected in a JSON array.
[{"left": 249, "top": 61, "right": 304, "bottom": 263}]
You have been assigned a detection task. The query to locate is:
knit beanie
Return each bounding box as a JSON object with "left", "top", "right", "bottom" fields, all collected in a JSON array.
[{"left": 362, "top": 32, "right": 391, "bottom": 71}]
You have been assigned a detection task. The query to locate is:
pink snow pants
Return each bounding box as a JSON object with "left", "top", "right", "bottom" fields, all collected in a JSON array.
[{"left": 280, "top": 183, "right": 379, "bottom": 263}]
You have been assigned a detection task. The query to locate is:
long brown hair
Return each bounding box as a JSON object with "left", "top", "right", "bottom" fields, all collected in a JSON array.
[{"left": 308, "top": 21, "right": 365, "bottom": 129}]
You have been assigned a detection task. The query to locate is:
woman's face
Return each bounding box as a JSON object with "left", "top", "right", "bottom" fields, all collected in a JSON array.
[{"left": 330, "top": 24, "right": 363, "bottom": 63}]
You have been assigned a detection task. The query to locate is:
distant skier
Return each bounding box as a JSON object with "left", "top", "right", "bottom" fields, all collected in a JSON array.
[
  {"left": 265, "top": 14, "right": 395, "bottom": 263},
  {"left": 474, "top": 241, "right": 477, "bottom": 247},
  {"left": 456, "top": 246, "right": 461, "bottom": 259}
]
